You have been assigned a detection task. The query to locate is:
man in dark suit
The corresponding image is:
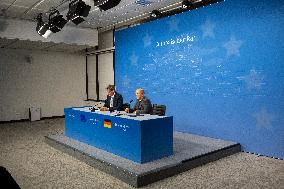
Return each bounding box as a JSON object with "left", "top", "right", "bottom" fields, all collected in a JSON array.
[
  {"left": 125, "top": 88, "right": 152, "bottom": 114},
  {"left": 100, "top": 85, "right": 123, "bottom": 111}
]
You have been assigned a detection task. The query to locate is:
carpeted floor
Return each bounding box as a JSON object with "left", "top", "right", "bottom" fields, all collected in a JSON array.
[{"left": 0, "top": 118, "right": 283, "bottom": 189}]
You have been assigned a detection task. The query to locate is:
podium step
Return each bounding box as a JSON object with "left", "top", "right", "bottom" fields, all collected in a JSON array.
[{"left": 45, "top": 132, "right": 240, "bottom": 187}]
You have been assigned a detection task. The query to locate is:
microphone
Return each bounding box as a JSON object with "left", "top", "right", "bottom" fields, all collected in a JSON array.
[
  {"left": 129, "top": 100, "right": 133, "bottom": 109},
  {"left": 126, "top": 100, "right": 133, "bottom": 114}
]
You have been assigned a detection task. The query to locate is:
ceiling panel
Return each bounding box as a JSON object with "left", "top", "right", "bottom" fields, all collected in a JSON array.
[
  {"left": 78, "top": 21, "right": 100, "bottom": 29},
  {"left": 13, "top": 0, "right": 39, "bottom": 7},
  {"left": 64, "top": 21, "right": 97, "bottom": 29},
  {"left": 0, "top": 3, "right": 10, "bottom": 17},
  {"left": 0, "top": 38, "right": 18, "bottom": 48},
  {"left": 1, "top": 0, "right": 218, "bottom": 32},
  {"left": 34, "top": 0, "right": 65, "bottom": 11},
  {"left": 4, "top": 5, "right": 28, "bottom": 18},
  {"left": 0, "top": 2, "right": 10, "bottom": 9},
  {"left": 88, "top": 0, "right": 183, "bottom": 29},
  {"left": 99, "top": 20, "right": 118, "bottom": 27},
  {"left": 137, "top": 0, "right": 180, "bottom": 13},
  {"left": 1, "top": 0, "right": 16, "bottom": 4},
  {"left": 24, "top": 8, "right": 45, "bottom": 20},
  {"left": 109, "top": 0, "right": 136, "bottom": 9},
  {"left": 0, "top": 0, "right": 219, "bottom": 52},
  {"left": 88, "top": 8, "right": 102, "bottom": 18},
  {"left": 45, "top": 43, "right": 90, "bottom": 53},
  {"left": 0, "top": 37, "right": 90, "bottom": 53},
  {"left": 6, "top": 39, "right": 55, "bottom": 50}
]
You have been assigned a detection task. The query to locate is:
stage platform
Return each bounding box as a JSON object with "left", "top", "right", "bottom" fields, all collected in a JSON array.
[{"left": 45, "top": 132, "right": 240, "bottom": 187}]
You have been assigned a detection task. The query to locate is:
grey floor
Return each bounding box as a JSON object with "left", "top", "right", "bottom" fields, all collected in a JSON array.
[{"left": 0, "top": 119, "right": 284, "bottom": 189}]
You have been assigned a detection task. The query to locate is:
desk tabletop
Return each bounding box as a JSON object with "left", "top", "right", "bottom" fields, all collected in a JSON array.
[{"left": 71, "top": 107, "right": 171, "bottom": 121}]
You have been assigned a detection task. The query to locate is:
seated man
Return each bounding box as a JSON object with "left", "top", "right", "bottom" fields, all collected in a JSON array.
[
  {"left": 125, "top": 88, "right": 152, "bottom": 114},
  {"left": 100, "top": 85, "right": 123, "bottom": 111}
]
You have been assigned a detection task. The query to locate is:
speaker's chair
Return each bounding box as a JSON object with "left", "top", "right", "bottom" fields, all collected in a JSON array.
[
  {"left": 122, "top": 103, "right": 130, "bottom": 110},
  {"left": 152, "top": 104, "right": 166, "bottom": 116}
]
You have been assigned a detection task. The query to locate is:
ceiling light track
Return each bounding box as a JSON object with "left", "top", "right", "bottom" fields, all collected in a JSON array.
[
  {"left": 35, "top": 0, "right": 122, "bottom": 38},
  {"left": 99, "top": 0, "right": 223, "bottom": 32}
]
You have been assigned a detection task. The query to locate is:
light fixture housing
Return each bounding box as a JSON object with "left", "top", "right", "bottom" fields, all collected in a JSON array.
[
  {"left": 66, "top": 0, "right": 91, "bottom": 25},
  {"left": 48, "top": 10, "right": 67, "bottom": 33},
  {"left": 36, "top": 11, "right": 67, "bottom": 38},
  {"left": 150, "top": 10, "right": 162, "bottom": 18},
  {"left": 182, "top": 0, "right": 193, "bottom": 9},
  {"left": 36, "top": 13, "right": 52, "bottom": 38}
]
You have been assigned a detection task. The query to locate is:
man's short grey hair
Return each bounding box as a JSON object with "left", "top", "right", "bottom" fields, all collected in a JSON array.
[{"left": 136, "top": 88, "right": 144, "bottom": 94}]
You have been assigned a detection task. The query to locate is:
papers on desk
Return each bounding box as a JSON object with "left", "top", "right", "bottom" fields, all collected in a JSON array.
[
  {"left": 72, "top": 107, "right": 99, "bottom": 112},
  {"left": 71, "top": 107, "right": 165, "bottom": 120},
  {"left": 72, "top": 107, "right": 91, "bottom": 112}
]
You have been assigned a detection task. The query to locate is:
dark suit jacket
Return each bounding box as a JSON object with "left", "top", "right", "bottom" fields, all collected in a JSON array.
[
  {"left": 104, "top": 92, "right": 123, "bottom": 111},
  {"left": 133, "top": 96, "right": 153, "bottom": 114}
]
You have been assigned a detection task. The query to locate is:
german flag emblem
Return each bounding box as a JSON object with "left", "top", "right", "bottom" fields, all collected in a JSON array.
[{"left": 104, "top": 119, "right": 111, "bottom": 129}]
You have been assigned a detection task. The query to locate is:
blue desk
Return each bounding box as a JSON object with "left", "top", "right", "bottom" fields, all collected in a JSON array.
[{"left": 64, "top": 107, "right": 173, "bottom": 163}]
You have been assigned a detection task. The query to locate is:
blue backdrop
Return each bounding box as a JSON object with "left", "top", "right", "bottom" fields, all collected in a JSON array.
[{"left": 115, "top": 0, "right": 284, "bottom": 158}]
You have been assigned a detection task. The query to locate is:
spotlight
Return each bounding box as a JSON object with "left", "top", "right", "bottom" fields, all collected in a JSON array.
[
  {"left": 94, "top": 0, "right": 122, "bottom": 11},
  {"left": 182, "top": 0, "right": 193, "bottom": 9},
  {"left": 66, "top": 0, "right": 91, "bottom": 25},
  {"left": 150, "top": 10, "right": 162, "bottom": 18},
  {"left": 36, "top": 13, "right": 52, "bottom": 38},
  {"left": 48, "top": 10, "right": 67, "bottom": 33},
  {"left": 36, "top": 11, "right": 67, "bottom": 38}
]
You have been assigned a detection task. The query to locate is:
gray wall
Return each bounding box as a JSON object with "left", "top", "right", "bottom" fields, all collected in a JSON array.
[
  {"left": 98, "top": 30, "right": 114, "bottom": 100},
  {"left": 0, "top": 48, "right": 86, "bottom": 121},
  {"left": 98, "top": 30, "right": 114, "bottom": 50},
  {"left": 98, "top": 53, "right": 114, "bottom": 100},
  {"left": 87, "top": 30, "right": 114, "bottom": 100},
  {"left": 0, "top": 29, "right": 116, "bottom": 121},
  {"left": 87, "top": 55, "right": 97, "bottom": 100}
]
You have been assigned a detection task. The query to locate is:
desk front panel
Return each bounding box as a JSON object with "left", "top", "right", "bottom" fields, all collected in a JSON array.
[
  {"left": 65, "top": 108, "right": 142, "bottom": 162},
  {"left": 64, "top": 107, "right": 173, "bottom": 163}
]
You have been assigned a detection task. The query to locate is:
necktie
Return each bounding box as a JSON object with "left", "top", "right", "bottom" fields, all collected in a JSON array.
[{"left": 110, "top": 97, "right": 114, "bottom": 108}]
